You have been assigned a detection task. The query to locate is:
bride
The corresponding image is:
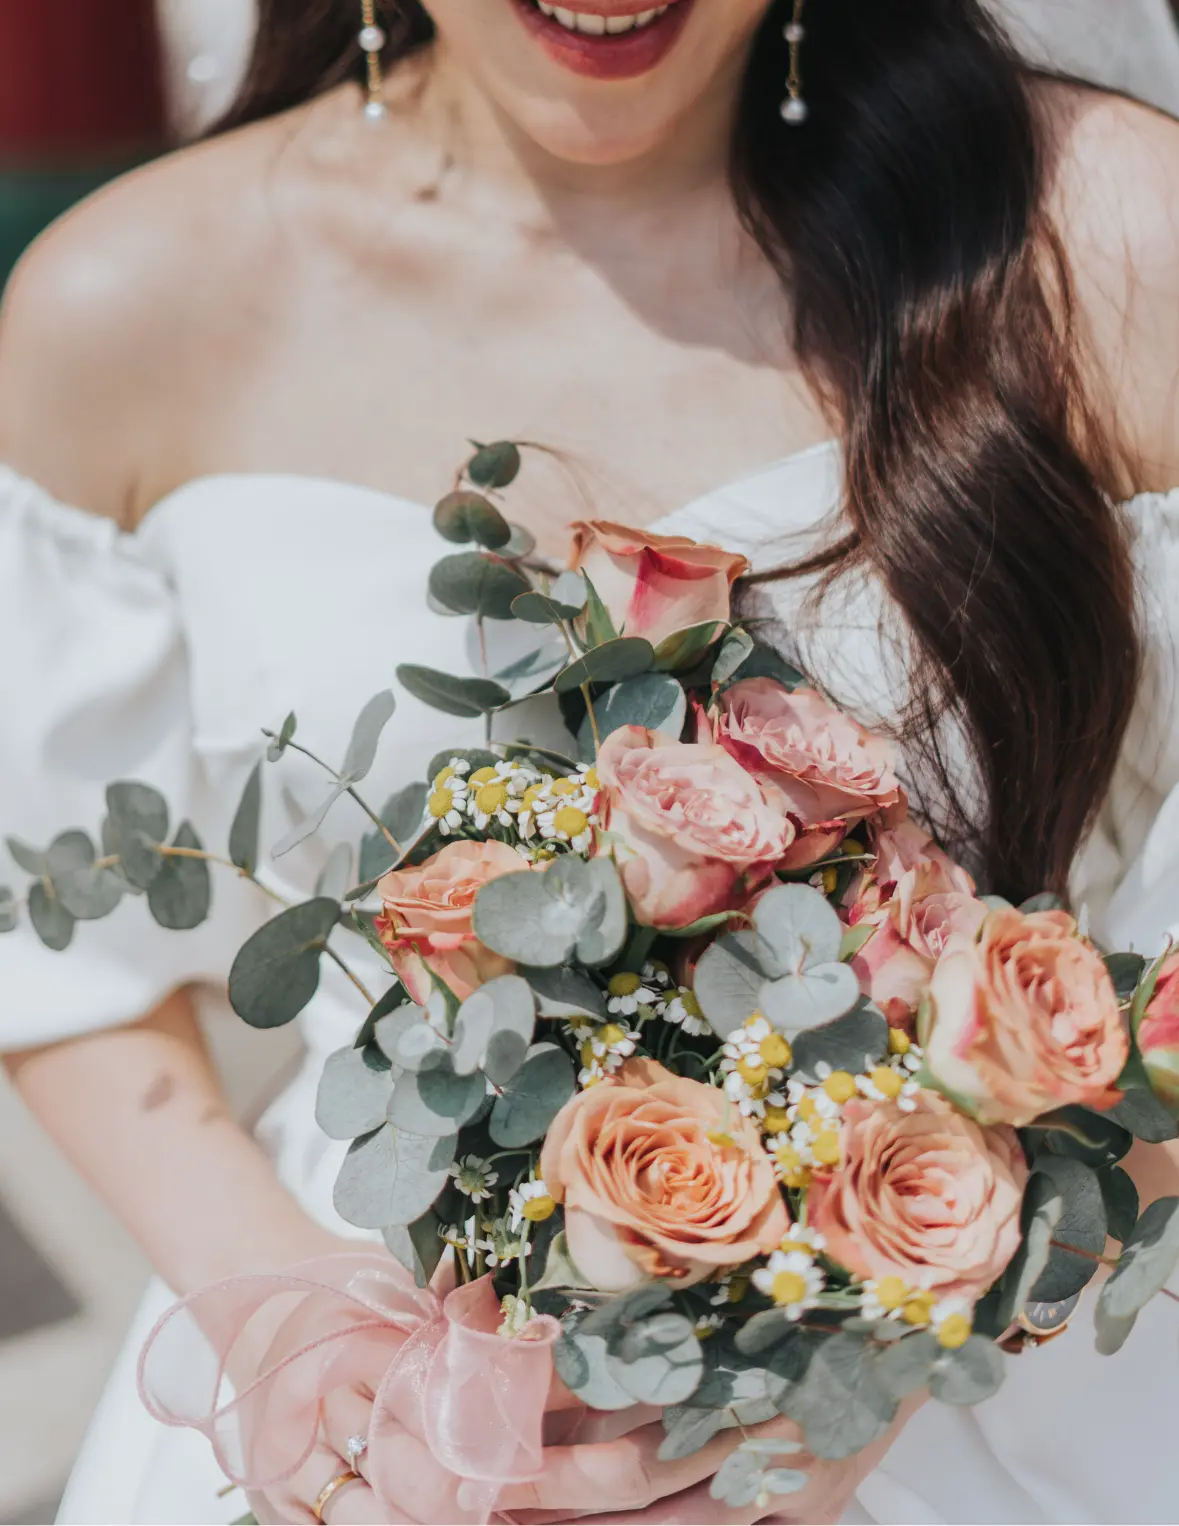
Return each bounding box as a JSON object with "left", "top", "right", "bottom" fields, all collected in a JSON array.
[{"left": 1, "top": 1, "right": 1178, "bottom": 1522}]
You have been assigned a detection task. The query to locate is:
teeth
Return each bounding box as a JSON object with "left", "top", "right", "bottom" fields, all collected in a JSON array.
[{"left": 534, "top": 3, "right": 670, "bottom": 36}]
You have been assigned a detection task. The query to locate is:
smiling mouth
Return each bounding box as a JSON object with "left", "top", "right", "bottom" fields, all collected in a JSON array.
[{"left": 511, "top": 0, "right": 694, "bottom": 80}]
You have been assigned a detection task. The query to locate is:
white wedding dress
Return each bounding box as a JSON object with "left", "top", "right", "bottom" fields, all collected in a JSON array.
[{"left": 2, "top": 446, "right": 1178, "bottom": 1525}]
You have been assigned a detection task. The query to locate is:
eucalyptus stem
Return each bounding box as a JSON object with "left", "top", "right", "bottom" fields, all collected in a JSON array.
[
  {"left": 323, "top": 945, "right": 376, "bottom": 1006},
  {"left": 155, "top": 846, "right": 292, "bottom": 908},
  {"left": 581, "top": 683, "right": 602, "bottom": 757},
  {"left": 283, "top": 739, "right": 401, "bottom": 856}
]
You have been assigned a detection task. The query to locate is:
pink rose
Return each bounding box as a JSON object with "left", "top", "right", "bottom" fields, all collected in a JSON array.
[
  {"left": 569, "top": 521, "right": 749, "bottom": 648},
  {"left": 596, "top": 725, "right": 795, "bottom": 929},
  {"left": 375, "top": 841, "right": 523, "bottom": 1004},
  {"left": 541, "top": 1057, "right": 789, "bottom": 1290},
  {"left": 871, "top": 821, "right": 976, "bottom": 896},
  {"left": 1139, "top": 953, "right": 1179, "bottom": 1113},
  {"left": 921, "top": 908, "right": 1130, "bottom": 1127},
  {"left": 849, "top": 838, "right": 987, "bottom": 1026},
  {"left": 708, "top": 680, "right": 905, "bottom": 869},
  {"left": 809, "top": 1093, "right": 1027, "bottom": 1302}
]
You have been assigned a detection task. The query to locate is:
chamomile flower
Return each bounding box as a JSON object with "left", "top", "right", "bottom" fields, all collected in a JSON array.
[
  {"left": 467, "top": 763, "right": 522, "bottom": 831},
  {"left": 482, "top": 1220, "right": 525, "bottom": 1269},
  {"left": 428, "top": 760, "right": 470, "bottom": 835},
  {"left": 709, "top": 1272, "right": 750, "bottom": 1308},
  {"left": 509, "top": 1178, "right": 557, "bottom": 1231},
  {"left": 856, "top": 1064, "right": 921, "bottom": 1112},
  {"left": 694, "top": 1313, "right": 725, "bottom": 1338},
  {"left": 859, "top": 1276, "right": 910, "bottom": 1322},
  {"left": 720, "top": 1015, "right": 791, "bottom": 1118},
  {"left": 498, "top": 1293, "right": 539, "bottom": 1338},
  {"left": 606, "top": 971, "right": 659, "bottom": 1018},
  {"left": 766, "top": 1133, "right": 812, "bottom": 1190},
  {"left": 658, "top": 988, "right": 713, "bottom": 1038},
  {"left": 440, "top": 1215, "right": 480, "bottom": 1254},
  {"left": 931, "top": 1296, "right": 975, "bottom": 1350},
  {"left": 574, "top": 1021, "right": 640, "bottom": 1087},
  {"left": 448, "top": 1155, "right": 499, "bottom": 1202},
  {"left": 752, "top": 1250, "right": 825, "bottom": 1320},
  {"left": 778, "top": 1225, "right": 827, "bottom": 1258}
]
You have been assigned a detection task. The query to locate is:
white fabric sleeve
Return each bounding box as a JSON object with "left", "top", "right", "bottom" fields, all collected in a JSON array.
[{"left": 0, "top": 467, "right": 266, "bottom": 1048}]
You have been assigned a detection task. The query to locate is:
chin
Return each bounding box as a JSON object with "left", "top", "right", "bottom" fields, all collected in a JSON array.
[{"left": 508, "top": 99, "right": 694, "bottom": 167}]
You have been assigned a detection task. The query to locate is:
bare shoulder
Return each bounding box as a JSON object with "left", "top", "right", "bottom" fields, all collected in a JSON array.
[
  {"left": 1038, "top": 82, "right": 1179, "bottom": 492},
  {"left": 0, "top": 105, "right": 322, "bottom": 519}
]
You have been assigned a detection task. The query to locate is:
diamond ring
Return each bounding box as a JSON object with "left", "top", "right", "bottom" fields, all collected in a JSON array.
[{"left": 345, "top": 1434, "right": 368, "bottom": 1466}]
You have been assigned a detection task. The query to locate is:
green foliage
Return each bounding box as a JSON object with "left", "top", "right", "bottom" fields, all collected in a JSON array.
[
  {"left": 5, "top": 837, "right": 47, "bottom": 876},
  {"left": 790, "top": 1001, "right": 889, "bottom": 1082},
  {"left": 46, "top": 830, "right": 124, "bottom": 920},
  {"left": 228, "top": 762, "right": 263, "bottom": 875},
  {"left": 522, "top": 965, "right": 607, "bottom": 1020},
  {"left": 265, "top": 711, "right": 298, "bottom": 762},
  {"left": 383, "top": 1210, "right": 448, "bottom": 1288},
  {"left": 0, "top": 887, "right": 17, "bottom": 934},
  {"left": 1026, "top": 1156, "right": 1106, "bottom": 1303},
  {"left": 777, "top": 1331, "right": 898, "bottom": 1461},
  {"left": 709, "top": 1439, "right": 807, "bottom": 1509},
  {"left": 452, "top": 974, "right": 536, "bottom": 1083},
  {"left": 577, "top": 673, "right": 686, "bottom": 756},
  {"left": 103, "top": 783, "right": 169, "bottom": 889},
  {"left": 397, "top": 665, "right": 511, "bottom": 718},
  {"left": 28, "top": 880, "right": 74, "bottom": 950},
  {"left": 652, "top": 622, "right": 728, "bottom": 674},
  {"left": 555, "top": 637, "right": 655, "bottom": 694},
  {"left": 1034, "top": 1106, "right": 1133, "bottom": 1169},
  {"left": 1109, "top": 1088, "right": 1179, "bottom": 1143},
  {"left": 489, "top": 1043, "right": 576, "bottom": 1147},
  {"left": 429, "top": 552, "right": 531, "bottom": 622},
  {"left": 1095, "top": 1196, "right": 1179, "bottom": 1353},
  {"left": 658, "top": 1407, "right": 727, "bottom": 1462},
  {"left": 228, "top": 897, "right": 342, "bottom": 1028},
  {"left": 607, "top": 1312, "right": 705, "bottom": 1406},
  {"left": 511, "top": 572, "right": 588, "bottom": 625},
  {"left": 473, "top": 855, "right": 627, "bottom": 969},
  {"left": 1099, "top": 1165, "right": 1140, "bottom": 1244},
  {"left": 997, "top": 1171, "right": 1063, "bottom": 1330},
  {"left": 358, "top": 782, "right": 429, "bottom": 883},
  {"left": 333, "top": 1124, "right": 456, "bottom": 1231},
  {"left": 433, "top": 490, "right": 512, "bottom": 550},
  {"left": 387, "top": 1061, "right": 488, "bottom": 1137},
  {"left": 552, "top": 1331, "right": 636, "bottom": 1412},
  {"left": 147, "top": 823, "right": 212, "bottom": 930},
  {"left": 316, "top": 1043, "right": 395, "bottom": 1141},
  {"left": 466, "top": 440, "right": 521, "bottom": 490}
]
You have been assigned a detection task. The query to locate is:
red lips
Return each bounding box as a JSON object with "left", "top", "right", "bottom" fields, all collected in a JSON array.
[{"left": 509, "top": 0, "right": 695, "bottom": 81}]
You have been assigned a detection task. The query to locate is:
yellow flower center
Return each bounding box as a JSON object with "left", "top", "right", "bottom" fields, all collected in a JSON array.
[
  {"left": 727, "top": 1275, "right": 750, "bottom": 1305},
  {"left": 554, "top": 806, "right": 590, "bottom": 839},
  {"left": 796, "top": 1095, "right": 820, "bottom": 1124},
  {"left": 599, "top": 1023, "right": 628, "bottom": 1047},
  {"left": 902, "top": 1292, "right": 936, "bottom": 1327},
  {"left": 583, "top": 767, "right": 601, "bottom": 790},
  {"left": 760, "top": 1034, "right": 792, "bottom": 1069},
  {"left": 870, "top": 1066, "right": 904, "bottom": 1100},
  {"left": 888, "top": 1028, "right": 912, "bottom": 1056},
  {"left": 679, "top": 990, "right": 704, "bottom": 1019},
  {"left": 429, "top": 787, "right": 455, "bottom": 819},
  {"left": 469, "top": 766, "right": 500, "bottom": 786},
  {"left": 522, "top": 1194, "right": 557, "bottom": 1223},
  {"left": 762, "top": 1105, "right": 792, "bottom": 1134},
  {"left": 609, "top": 972, "right": 643, "bottom": 998},
  {"left": 936, "top": 1313, "right": 973, "bottom": 1350},
  {"left": 873, "top": 1276, "right": 908, "bottom": 1313},
  {"left": 433, "top": 765, "right": 456, "bottom": 789},
  {"left": 550, "top": 777, "right": 579, "bottom": 797},
  {"left": 522, "top": 783, "right": 547, "bottom": 811},
  {"left": 476, "top": 782, "right": 510, "bottom": 814},
  {"left": 773, "top": 1144, "right": 811, "bottom": 1189},
  {"left": 743, "top": 1012, "right": 767, "bottom": 1033},
  {"left": 823, "top": 1071, "right": 857, "bottom": 1104},
  {"left": 771, "top": 1271, "right": 809, "bottom": 1308},
  {"left": 818, "top": 866, "right": 839, "bottom": 895},
  {"left": 707, "top": 1128, "right": 736, "bottom": 1149},
  {"left": 737, "top": 1058, "right": 769, "bottom": 1089},
  {"left": 779, "top": 1237, "right": 815, "bottom": 1258},
  {"left": 579, "top": 1040, "right": 599, "bottom": 1070},
  {"left": 812, "top": 1130, "right": 842, "bottom": 1167}
]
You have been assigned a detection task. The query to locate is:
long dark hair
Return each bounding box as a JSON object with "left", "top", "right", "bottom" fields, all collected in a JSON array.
[{"left": 221, "top": 0, "right": 1141, "bottom": 902}]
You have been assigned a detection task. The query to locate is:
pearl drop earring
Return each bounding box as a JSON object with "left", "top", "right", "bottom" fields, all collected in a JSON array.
[
  {"left": 781, "top": 0, "right": 809, "bottom": 125},
  {"left": 360, "top": 0, "right": 387, "bottom": 119}
]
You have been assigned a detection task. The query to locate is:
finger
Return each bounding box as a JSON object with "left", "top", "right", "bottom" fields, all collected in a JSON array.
[
  {"left": 274, "top": 1443, "right": 389, "bottom": 1526},
  {"left": 321, "top": 1386, "right": 377, "bottom": 1482}
]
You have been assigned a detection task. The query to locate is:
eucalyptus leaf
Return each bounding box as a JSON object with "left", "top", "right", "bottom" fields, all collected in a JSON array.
[
  {"left": 652, "top": 621, "right": 727, "bottom": 674},
  {"left": 753, "top": 883, "right": 843, "bottom": 975},
  {"left": 1019, "top": 892, "right": 1067, "bottom": 915},
  {"left": 118, "top": 828, "right": 166, "bottom": 892},
  {"left": 491, "top": 641, "right": 568, "bottom": 698},
  {"left": 1109, "top": 1088, "right": 1179, "bottom": 1143},
  {"left": 228, "top": 762, "right": 263, "bottom": 875},
  {"left": 711, "top": 629, "right": 756, "bottom": 687},
  {"left": 1036, "top": 1106, "right": 1133, "bottom": 1169},
  {"left": 578, "top": 1284, "right": 672, "bottom": 1341},
  {"left": 1100, "top": 1165, "right": 1141, "bottom": 1244},
  {"left": 874, "top": 1332, "right": 939, "bottom": 1400},
  {"left": 1028, "top": 1157, "right": 1106, "bottom": 1303},
  {"left": 577, "top": 673, "right": 686, "bottom": 755},
  {"left": 228, "top": 897, "right": 342, "bottom": 1028},
  {"left": 379, "top": 1010, "right": 450, "bottom": 1074},
  {"left": 6, "top": 837, "right": 47, "bottom": 876},
  {"left": 341, "top": 691, "right": 397, "bottom": 783},
  {"left": 928, "top": 1336, "right": 1006, "bottom": 1406},
  {"left": 316, "top": 1044, "right": 396, "bottom": 1141},
  {"left": 359, "top": 782, "right": 429, "bottom": 883},
  {"left": 1097, "top": 1197, "right": 1179, "bottom": 1339},
  {"left": 759, "top": 963, "right": 862, "bottom": 1035},
  {"left": 273, "top": 782, "right": 349, "bottom": 858},
  {"left": 28, "top": 881, "right": 75, "bottom": 950},
  {"left": 383, "top": 1210, "right": 447, "bottom": 1288},
  {"left": 790, "top": 1001, "right": 889, "bottom": 1082},
  {"left": 1105, "top": 951, "right": 1147, "bottom": 1002},
  {"left": 387, "top": 1063, "right": 487, "bottom": 1136},
  {"left": 997, "top": 1170, "right": 1063, "bottom": 1330},
  {"left": 551, "top": 1332, "right": 635, "bottom": 1412},
  {"left": 531, "top": 1230, "right": 596, "bottom": 1294},
  {"left": 658, "top": 1408, "right": 726, "bottom": 1463},
  {"left": 708, "top": 1450, "right": 764, "bottom": 1510},
  {"left": 608, "top": 1314, "right": 704, "bottom": 1406},
  {"left": 467, "top": 440, "right": 521, "bottom": 490},
  {"left": 512, "top": 573, "right": 588, "bottom": 626},
  {"left": 777, "top": 1331, "right": 898, "bottom": 1461},
  {"left": 333, "top": 1124, "right": 456, "bottom": 1230},
  {"left": 433, "top": 490, "right": 512, "bottom": 550},
  {"left": 522, "top": 965, "right": 607, "bottom": 1020},
  {"left": 147, "top": 822, "right": 212, "bottom": 931},
  {"left": 453, "top": 974, "right": 536, "bottom": 1083},
  {"left": 693, "top": 932, "right": 764, "bottom": 1038},
  {"left": 46, "top": 830, "right": 124, "bottom": 920},
  {"left": 490, "top": 1043, "right": 576, "bottom": 1147},
  {"left": 429, "top": 553, "right": 530, "bottom": 621},
  {"left": 734, "top": 1309, "right": 796, "bottom": 1357},
  {"left": 105, "top": 781, "right": 169, "bottom": 852},
  {"left": 265, "top": 712, "right": 298, "bottom": 762},
  {"left": 555, "top": 638, "right": 655, "bottom": 694},
  {"left": 473, "top": 855, "right": 626, "bottom": 968},
  {"left": 580, "top": 572, "right": 618, "bottom": 647},
  {"left": 721, "top": 642, "right": 806, "bottom": 692},
  {"left": 398, "top": 666, "right": 511, "bottom": 718},
  {"left": 502, "top": 523, "right": 537, "bottom": 560}
]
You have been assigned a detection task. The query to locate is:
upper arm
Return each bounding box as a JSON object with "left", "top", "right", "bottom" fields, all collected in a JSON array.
[{"left": 1045, "top": 88, "right": 1179, "bottom": 493}]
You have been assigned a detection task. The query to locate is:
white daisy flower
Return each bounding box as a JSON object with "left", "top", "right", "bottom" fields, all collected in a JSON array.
[
  {"left": 606, "top": 971, "right": 659, "bottom": 1017},
  {"left": 498, "top": 1293, "right": 539, "bottom": 1338},
  {"left": 509, "top": 1178, "right": 557, "bottom": 1231},
  {"left": 428, "top": 764, "right": 470, "bottom": 835},
  {"left": 658, "top": 989, "right": 713, "bottom": 1038},
  {"left": 720, "top": 1015, "right": 792, "bottom": 1117},
  {"left": 576, "top": 1021, "right": 640, "bottom": 1087},
  {"left": 752, "top": 1250, "right": 825, "bottom": 1321},
  {"left": 448, "top": 1155, "right": 499, "bottom": 1202}
]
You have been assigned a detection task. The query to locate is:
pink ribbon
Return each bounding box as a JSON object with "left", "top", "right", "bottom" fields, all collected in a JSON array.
[{"left": 137, "top": 1252, "right": 561, "bottom": 1524}]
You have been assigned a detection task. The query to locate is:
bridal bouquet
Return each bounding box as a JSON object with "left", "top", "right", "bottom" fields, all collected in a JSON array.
[{"left": 7, "top": 441, "right": 1179, "bottom": 1520}]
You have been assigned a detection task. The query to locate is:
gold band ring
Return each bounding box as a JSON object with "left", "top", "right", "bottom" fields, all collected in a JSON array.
[{"left": 312, "top": 1468, "right": 362, "bottom": 1523}]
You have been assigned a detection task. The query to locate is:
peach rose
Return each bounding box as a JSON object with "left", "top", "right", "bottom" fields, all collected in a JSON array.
[
  {"left": 1139, "top": 953, "right": 1179, "bottom": 1113},
  {"left": 569, "top": 521, "right": 749, "bottom": 648},
  {"left": 809, "top": 1093, "right": 1027, "bottom": 1302},
  {"left": 596, "top": 725, "right": 795, "bottom": 929},
  {"left": 541, "top": 1057, "right": 789, "bottom": 1290},
  {"left": 375, "top": 840, "right": 522, "bottom": 1005},
  {"left": 708, "top": 680, "right": 905, "bottom": 869},
  {"left": 849, "top": 837, "right": 987, "bottom": 1026},
  {"left": 921, "top": 907, "right": 1130, "bottom": 1127}
]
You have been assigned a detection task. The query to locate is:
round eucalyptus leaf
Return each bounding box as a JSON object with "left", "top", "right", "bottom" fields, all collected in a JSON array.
[
  {"left": 467, "top": 441, "right": 522, "bottom": 490},
  {"left": 708, "top": 1450, "right": 772, "bottom": 1510},
  {"left": 652, "top": 621, "right": 728, "bottom": 674},
  {"left": 1104, "top": 951, "right": 1147, "bottom": 1003},
  {"left": 1028, "top": 1157, "right": 1106, "bottom": 1303},
  {"left": 105, "top": 781, "right": 169, "bottom": 849},
  {"left": 119, "top": 828, "right": 165, "bottom": 891},
  {"left": 1109, "top": 1088, "right": 1179, "bottom": 1143},
  {"left": 6, "top": 837, "right": 47, "bottom": 877},
  {"left": 759, "top": 963, "right": 861, "bottom": 1036},
  {"left": 734, "top": 1308, "right": 795, "bottom": 1357},
  {"left": 555, "top": 637, "right": 655, "bottom": 694},
  {"left": 574, "top": 858, "right": 628, "bottom": 967},
  {"left": 316, "top": 1044, "right": 395, "bottom": 1141},
  {"left": 873, "top": 1332, "right": 938, "bottom": 1400},
  {"left": 1100, "top": 1165, "right": 1141, "bottom": 1245},
  {"left": 777, "top": 1331, "right": 898, "bottom": 1461},
  {"left": 473, "top": 856, "right": 625, "bottom": 970},
  {"left": 397, "top": 665, "right": 511, "bottom": 718},
  {"left": 578, "top": 673, "right": 687, "bottom": 755},
  {"left": 359, "top": 782, "right": 428, "bottom": 883},
  {"left": 512, "top": 573, "right": 588, "bottom": 626},
  {"left": 429, "top": 553, "right": 530, "bottom": 621},
  {"left": 712, "top": 629, "right": 756, "bottom": 687},
  {"left": 387, "top": 1064, "right": 487, "bottom": 1136},
  {"left": 658, "top": 1408, "right": 726, "bottom": 1463},
  {"left": 692, "top": 932, "right": 764, "bottom": 1038},
  {"left": 453, "top": 974, "right": 536, "bottom": 1081},
  {"left": 502, "top": 522, "right": 537, "bottom": 560},
  {"left": 333, "top": 1124, "right": 456, "bottom": 1231},
  {"left": 46, "top": 831, "right": 124, "bottom": 921},
  {"left": 147, "top": 822, "right": 212, "bottom": 931},
  {"left": 753, "top": 883, "right": 843, "bottom": 976},
  {"left": 928, "top": 1336, "right": 1006, "bottom": 1406},
  {"left": 378, "top": 1010, "right": 450, "bottom": 1074},
  {"left": 273, "top": 782, "right": 349, "bottom": 859},
  {"left": 996, "top": 1170, "right": 1063, "bottom": 1329},
  {"left": 790, "top": 1002, "right": 889, "bottom": 1082},
  {"left": 28, "top": 881, "right": 75, "bottom": 950},
  {"left": 433, "top": 490, "right": 512, "bottom": 549},
  {"left": 552, "top": 1332, "right": 636, "bottom": 1412},
  {"left": 722, "top": 643, "right": 806, "bottom": 692},
  {"left": 228, "top": 761, "right": 264, "bottom": 875},
  {"left": 1098, "top": 1196, "right": 1179, "bottom": 1324},
  {"left": 489, "top": 1043, "right": 576, "bottom": 1148},
  {"left": 609, "top": 1314, "right": 704, "bottom": 1407},
  {"left": 266, "top": 711, "right": 298, "bottom": 762},
  {"left": 522, "top": 965, "right": 607, "bottom": 1021},
  {"left": 492, "top": 640, "right": 568, "bottom": 698},
  {"left": 0, "top": 889, "right": 17, "bottom": 934},
  {"left": 1035, "top": 1105, "right": 1133, "bottom": 1170},
  {"left": 228, "top": 896, "right": 341, "bottom": 1028}
]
